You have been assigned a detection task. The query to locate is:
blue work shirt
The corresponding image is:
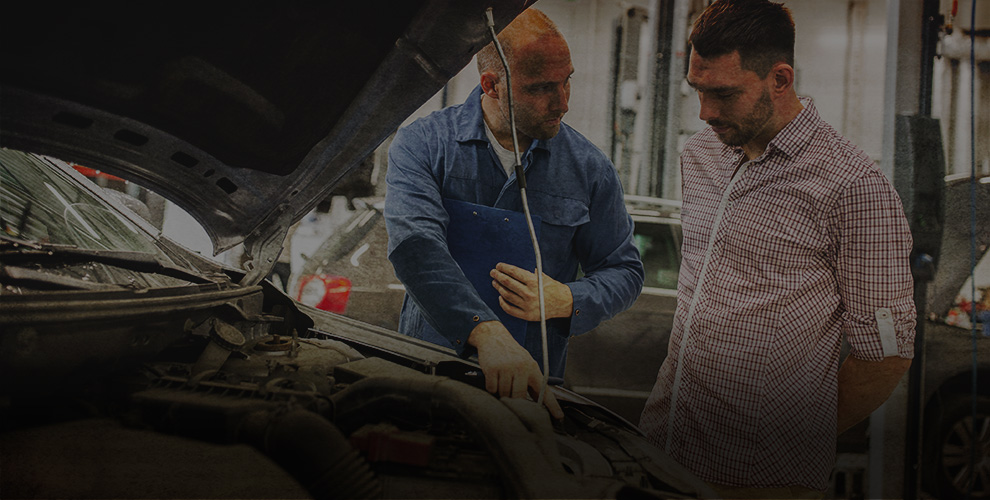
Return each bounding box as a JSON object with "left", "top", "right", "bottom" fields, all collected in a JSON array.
[{"left": 385, "top": 85, "right": 644, "bottom": 377}]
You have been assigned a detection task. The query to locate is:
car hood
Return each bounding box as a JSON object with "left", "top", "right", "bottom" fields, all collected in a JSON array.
[
  {"left": 928, "top": 175, "right": 990, "bottom": 316},
  {"left": 1, "top": 1, "right": 530, "bottom": 284}
]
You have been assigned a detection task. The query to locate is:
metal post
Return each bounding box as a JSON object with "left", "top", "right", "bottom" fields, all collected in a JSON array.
[
  {"left": 877, "top": 1, "right": 926, "bottom": 498},
  {"left": 650, "top": 0, "right": 689, "bottom": 200}
]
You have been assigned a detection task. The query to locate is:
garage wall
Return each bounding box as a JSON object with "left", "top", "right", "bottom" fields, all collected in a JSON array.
[
  {"left": 403, "top": 0, "right": 651, "bottom": 154},
  {"left": 794, "top": 0, "right": 888, "bottom": 161},
  {"left": 677, "top": 0, "right": 888, "bottom": 161},
  {"left": 402, "top": 0, "right": 890, "bottom": 200}
]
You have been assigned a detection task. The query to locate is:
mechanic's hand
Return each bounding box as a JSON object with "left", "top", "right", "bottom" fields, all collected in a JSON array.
[
  {"left": 490, "top": 263, "right": 573, "bottom": 321},
  {"left": 468, "top": 321, "right": 564, "bottom": 420}
]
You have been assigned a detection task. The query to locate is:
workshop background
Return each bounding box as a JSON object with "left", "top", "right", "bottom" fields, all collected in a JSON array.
[
  {"left": 150, "top": 0, "right": 986, "bottom": 267},
  {"left": 87, "top": 1, "right": 987, "bottom": 498}
]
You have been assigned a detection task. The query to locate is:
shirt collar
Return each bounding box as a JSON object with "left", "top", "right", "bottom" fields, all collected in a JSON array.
[
  {"left": 455, "top": 85, "right": 488, "bottom": 143},
  {"left": 455, "top": 85, "right": 551, "bottom": 153},
  {"left": 764, "top": 96, "right": 820, "bottom": 160}
]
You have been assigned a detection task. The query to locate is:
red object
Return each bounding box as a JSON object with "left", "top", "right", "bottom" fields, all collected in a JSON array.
[
  {"left": 296, "top": 274, "right": 352, "bottom": 313},
  {"left": 350, "top": 424, "right": 435, "bottom": 467},
  {"left": 958, "top": 298, "right": 972, "bottom": 314},
  {"left": 72, "top": 165, "right": 125, "bottom": 181}
]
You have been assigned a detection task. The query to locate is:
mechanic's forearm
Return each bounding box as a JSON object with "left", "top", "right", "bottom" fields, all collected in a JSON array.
[
  {"left": 389, "top": 235, "right": 497, "bottom": 351},
  {"left": 468, "top": 320, "right": 511, "bottom": 349},
  {"left": 836, "top": 355, "right": 912, "bottom": 435}
]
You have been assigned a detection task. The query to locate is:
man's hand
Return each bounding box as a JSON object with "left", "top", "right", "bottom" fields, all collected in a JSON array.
[
  {"left": 468, "top": 320, "right": 564, "bottom": 419},
  {"left": 490, "top": 263, "right": 573, "bottom": 321}
]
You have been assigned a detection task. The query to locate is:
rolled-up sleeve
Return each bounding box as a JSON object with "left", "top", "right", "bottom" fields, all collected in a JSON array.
[
  {"left": 835, "top": 170, "right": 917, "bottom": 360},
  {"left": 384, "top": 125, "right": 498, "bottom": 355}
]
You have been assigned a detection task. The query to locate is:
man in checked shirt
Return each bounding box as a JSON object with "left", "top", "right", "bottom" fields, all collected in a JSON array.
[{"left": 639, "top": 1, "right": 916, "bottom": 498}]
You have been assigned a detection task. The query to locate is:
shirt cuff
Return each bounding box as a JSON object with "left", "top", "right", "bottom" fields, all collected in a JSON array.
[
  {"left": 845, "top": 308, "right": 917, "bottom": 361},
  {"left": 446, "top": 309, "right": 501, "bottom": 356},
  {"left": 565, "top": 281, "right": 597, "bottom": 335}
]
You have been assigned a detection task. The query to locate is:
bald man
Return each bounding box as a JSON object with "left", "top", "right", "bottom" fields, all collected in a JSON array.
[{"left": 384, "top": 8, "right": 643, "bottom": 418}]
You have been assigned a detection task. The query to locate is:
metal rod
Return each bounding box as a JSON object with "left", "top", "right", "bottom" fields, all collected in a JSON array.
[{"left": 485, "top": 8, "right": 550, "bottom": 404}]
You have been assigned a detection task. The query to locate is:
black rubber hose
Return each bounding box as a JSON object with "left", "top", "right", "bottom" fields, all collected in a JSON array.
[
  {"left": 331, "top": 375, "right": 626, "bottom": 500},
  {"left": 238, "top": 409, "right": 381, "bottom": 500}
]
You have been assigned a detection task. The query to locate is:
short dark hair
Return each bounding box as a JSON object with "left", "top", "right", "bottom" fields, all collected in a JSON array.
[{"left": 689, "top": 0, "right": 795, "bottom": 77}]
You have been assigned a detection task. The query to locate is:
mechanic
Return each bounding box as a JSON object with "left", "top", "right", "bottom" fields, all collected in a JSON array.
[
  {"left": 638, "top": 1, "right": 916, "bottom": 498},
  {"left": 385, "top": 8, "right": 644, "bottom": 419}
]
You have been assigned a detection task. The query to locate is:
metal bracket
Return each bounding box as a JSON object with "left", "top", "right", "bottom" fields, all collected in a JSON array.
[{"left": 239, "top": 204, "right": 294, "bottom": 287}]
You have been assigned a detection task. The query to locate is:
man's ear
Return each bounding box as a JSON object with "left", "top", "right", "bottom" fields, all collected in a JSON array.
[
  {"left": 480, "top": 71, "right": 500, "bottom": 99},
  {"left": 769, "top": 62, "right": 794, "bottom": 97}
]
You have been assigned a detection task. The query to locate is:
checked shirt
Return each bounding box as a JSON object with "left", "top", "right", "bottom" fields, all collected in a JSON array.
[{"left": 639, "top": 98, "right": 916, "bottom": 491}]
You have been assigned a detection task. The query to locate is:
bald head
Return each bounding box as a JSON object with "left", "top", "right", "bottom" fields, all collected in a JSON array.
[
  {"left": 476, "top": 8, "right": 565, "bottom": 77},
  {"left": 477, "top": 8, "right": 572, "bottom": 151}
]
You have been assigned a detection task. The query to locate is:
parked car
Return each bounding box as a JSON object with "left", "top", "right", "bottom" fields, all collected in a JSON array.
[
  {"left": 295, "top": 198, "right": 405, "bottom": 332},
  {"left": 0, "top": 3, "right": 715, "bottom": 499},
  {"left": 922, "top": 290, "right": 990, "bottom": 500},
  {"left": 918, "top": 174, "right": 990, "bottom": 500},
  {"left": 563, "top": 196, "right": 682, "bottom": 424}
]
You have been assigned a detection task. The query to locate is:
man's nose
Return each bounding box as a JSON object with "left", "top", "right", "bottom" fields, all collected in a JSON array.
[
  {"left": 552, "top": 85, "right": 569, "bottom": 113},
  {"left": 698, "top": 93, "right": 718, "bottom": 122}
]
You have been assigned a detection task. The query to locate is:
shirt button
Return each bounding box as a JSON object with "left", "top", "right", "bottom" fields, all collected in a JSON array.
[
  {"left": 455, "top": 339, "right": 461, "bottom": 345},
  {"left": 472, "top": 315, "right": 480, "bottom": 322},
  {"left": 574, "top": 309, "right": 581, "bottom": 316}
]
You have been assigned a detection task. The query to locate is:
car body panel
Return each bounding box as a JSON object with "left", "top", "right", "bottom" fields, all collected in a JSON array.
[
  {"left": 916, "top": 174, "right": 990, "bottom": 499},
  {"left": 921, "top": 175, "right": 990, "bottom": 407},
  {"left": 1, "top": 1, "right": 532, "bottom": 278},
  {"left": 926, "top": 176, "right": 990, "bottom": 317},
  {"left": 295, "top": 199, "right": 406, "bottom": 331}
]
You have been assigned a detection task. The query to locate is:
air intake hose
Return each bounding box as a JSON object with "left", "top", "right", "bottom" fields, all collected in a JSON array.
[{"left": 238, "top": 409, "right": 381, "bottom": 500}]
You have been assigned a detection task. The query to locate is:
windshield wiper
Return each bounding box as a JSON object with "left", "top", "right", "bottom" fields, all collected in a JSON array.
[
  {"left": 0, "top": 264, "right": 124, "bottom": 291},
  {"left": 0, "top": 237, "right": 214, "bottom": 285}
]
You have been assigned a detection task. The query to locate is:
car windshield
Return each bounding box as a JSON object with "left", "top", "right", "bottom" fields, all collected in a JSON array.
[
  {"left": 633, "top": 221, "right": 681, "bottom": 289},
  {"left": 1, "top": 148, "right": 192, "bottom": 290}
]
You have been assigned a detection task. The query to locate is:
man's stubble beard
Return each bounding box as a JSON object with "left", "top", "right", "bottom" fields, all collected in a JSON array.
[{"left": 712, "top": 88, "right": 773, "bottom": 148}]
